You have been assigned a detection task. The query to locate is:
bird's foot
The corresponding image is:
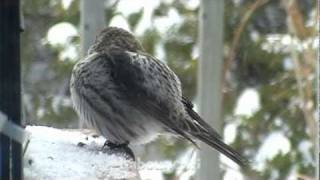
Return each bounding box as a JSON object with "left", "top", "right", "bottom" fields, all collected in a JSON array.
[{"left": 101, "top": 140, "right": 135, "bottom": 161}]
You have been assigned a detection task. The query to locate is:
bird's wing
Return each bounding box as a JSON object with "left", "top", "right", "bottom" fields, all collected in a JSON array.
[
  {"left": 107, "top": 49, "right": 247, "bottom": 166},
  {"left": 108, "top": 49, "right": 196, "bottom": 144},
  {"left": 181, "top": 96, "right": 248, "bottom": 167}
]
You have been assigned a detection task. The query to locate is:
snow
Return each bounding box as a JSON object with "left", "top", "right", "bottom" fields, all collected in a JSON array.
[
  {"left": 254, "top": 131, "right": 291, "bottom": 171},
  {"left": 46, "top": 22, "right": 77, "bottom": 46},
  {"left": 261, "top": 34, "right": 318, "bottom": 53},
  {"left": 23, "top": 126, "right": 245, "bottom": 179},
  {"left": 234, "top": 88, "right": 261, "bottom": 117},
  {"left": 223, "top": 123, "right": 238, "bottom": 144},
  {"left": 24, "top": 126, "right": 139, "bottom": 179},
  {"left": 223, "top": 169, "right": 244, "bottom": 180},
  {"left": 109, "top": 15, "right": 131, "bottom": 32},
  {"left": 61, "top": 0, "right": 73, "bottom": 10},
  {"left": 153, "top": 8, "right": 183, "bottom": 34},
  {"left": 175, "top": 148, "right": 198, "bottom": 180},
  {"left": 46, "top": 22, "right": 79, "bottom": 61},
  {"left": 24, "top": 126, "right": 200, "bottom": 180},
  {"left": 116, "top": 0, "right": 160, "bottom": 35},
  {"left": 298, "top": 140, "right": 313, "bottom": 165}
]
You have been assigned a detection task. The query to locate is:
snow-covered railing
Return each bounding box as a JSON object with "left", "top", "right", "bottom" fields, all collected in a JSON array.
[
  {"left": 24, "top": 126, "right": 192, "bottom": 180},
  {"left": 24, "top": 126, "right": 140, "bottom": 179}
]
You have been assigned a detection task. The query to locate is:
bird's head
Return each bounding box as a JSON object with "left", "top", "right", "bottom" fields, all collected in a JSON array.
[{"left": 88, "top": 27, "right": 144, "bottom": 54}]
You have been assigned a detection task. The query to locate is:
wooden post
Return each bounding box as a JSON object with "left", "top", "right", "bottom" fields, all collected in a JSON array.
[
  {"left": 0, "top": 0, "right": 22, "bottom": 179},
  {"left": 198, "top": 0, "right": 224, "bottom": 179}
]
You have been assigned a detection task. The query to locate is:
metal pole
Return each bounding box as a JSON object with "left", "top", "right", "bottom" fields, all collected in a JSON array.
[
  {"left": 80, "top": 0, "right": 106, "bottom": 127},
  {"left": 0, "top": 0, "right": 22, "bottom": 179},
  {"left": 80, "top": 0, "right": 106, "bottom": 57},
  {"left": 198, "top": 0, "right": 224, "bottom": 179}
]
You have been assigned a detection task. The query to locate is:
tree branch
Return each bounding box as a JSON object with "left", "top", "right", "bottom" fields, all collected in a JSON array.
[
  {"left": 282, "top": 0, "right": 316, "bottom": 144},
  {"left": 223, "top": 0, "right": 269, "bottom": 85}
]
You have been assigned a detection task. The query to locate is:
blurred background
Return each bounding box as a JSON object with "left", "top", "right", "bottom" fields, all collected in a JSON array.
[{"left": 21, "top": 0, "right": 317, "bottom": 179}]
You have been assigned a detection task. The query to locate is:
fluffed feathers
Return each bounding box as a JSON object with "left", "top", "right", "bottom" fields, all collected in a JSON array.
[{"left": 70, "top": 27, "right": 248, "bottom": 167}]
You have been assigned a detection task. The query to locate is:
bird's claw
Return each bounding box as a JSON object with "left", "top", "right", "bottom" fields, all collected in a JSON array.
[{"left": 101, "top": 140, "right": 135, "bottom": 161}]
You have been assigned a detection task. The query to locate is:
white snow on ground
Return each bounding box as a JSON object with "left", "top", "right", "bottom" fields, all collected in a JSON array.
[
  {"left": 24, "top": 126, "right": 198, "bottom": 180},
  {"left": 24, "top": 126, "right": 138, "bottom": 180},
  {"left": 23, "top": 126, "right": 247, "bottom": 179}
]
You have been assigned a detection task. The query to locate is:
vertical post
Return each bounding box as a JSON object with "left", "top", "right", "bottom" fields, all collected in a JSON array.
[
  {"left": 198, "top": 0, "right": 224, "bottom": 179},
  {"left": 80, "top": 0, "right": 106, "bottom": 58},
  {"left": 80, "top": 0, "right": 106, "bottom": 127},
  {"left": 0, "top": 0, "right": 22, "bottom": 179}
]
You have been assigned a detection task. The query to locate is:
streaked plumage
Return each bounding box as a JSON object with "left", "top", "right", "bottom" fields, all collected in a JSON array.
[{"left": 70, "top": 27, "right": 247, "bottom": 166}]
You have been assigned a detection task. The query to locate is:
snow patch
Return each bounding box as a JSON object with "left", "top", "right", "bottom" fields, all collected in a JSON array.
[
  {"left": 254, "top": 131, "right": 291, "bottom": 171},
  {"left": 234, "top": 88, "right": 260, "bottom": 117},
  {"left": 24, "top": 126, "right": 138, "bottom": 179},
  {"left": 224, "top": 123, "right": 238, "bottom": 144},
  {"left": 47, "top": 22, "right": 77, "bottom": 45}
]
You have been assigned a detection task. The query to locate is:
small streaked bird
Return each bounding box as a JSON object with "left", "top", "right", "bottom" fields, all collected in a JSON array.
[{"left": 70, "top": 27, "right": 247, "bottom": 166}]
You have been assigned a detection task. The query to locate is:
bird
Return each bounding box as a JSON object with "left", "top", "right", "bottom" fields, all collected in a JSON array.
[{"left": 70, "top": 26, "right": 248, "bottom": 166}]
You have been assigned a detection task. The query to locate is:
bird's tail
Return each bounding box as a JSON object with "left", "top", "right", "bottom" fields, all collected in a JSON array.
[
  {"left": 192, "top": 130, "right": 248, "bottom": 167},
  {"left": 181, "top": 98, "right": 248, "bottom": 167}
]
